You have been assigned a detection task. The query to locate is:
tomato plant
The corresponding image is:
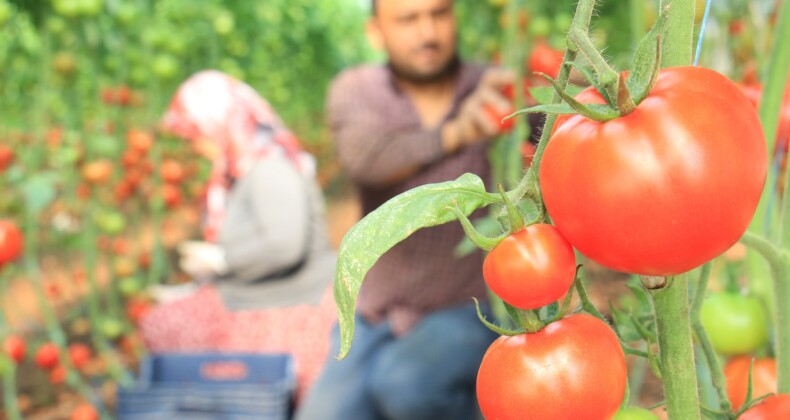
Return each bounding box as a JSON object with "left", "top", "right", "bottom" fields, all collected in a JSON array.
[
  {"left": 0, "top": 220, "right": 23, "bottom": 266},
  {"left": 3, "top": 335, "right": 26, "bottom": 363},
  {"left": 540, "top": 66, "right": 767, "bottom": 276},
  {"left": 725, "top": 357, "right": 777, "bottom": 410},
  {"left": 476, "top": 314, "right": 627, "bottom": 420},
  {"left": 700, "top": 292, "right": 769, "bottom": 356},
  {"left": 740, "top": 394, "right": 790, "bottom": 420},
  {"left": 35, "top": 343, "right": 60, "bottom": 370},
  {"left": 483, "top": 223, "right": 576, "bottom": 309}
]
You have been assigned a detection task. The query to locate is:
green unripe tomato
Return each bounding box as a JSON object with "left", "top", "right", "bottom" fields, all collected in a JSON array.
[
  {"left": 119, "top": 276, "right": 143, "bottom": 297},
  {"left": 95, "top": 211, "right": 126, "bottom": 235},
  {"left": 152, "top": 54, "right": 179, "bottom": 80},
  {"left": 701, "top": 292, "right": 769, "bottom": 356},
  {"left": 101, "top": 318, "right": 124, "bottom": 340},
  {"left": 528, "top": 16, "right": 552, "bottom": 37},
  {"left": 612, "top": 407, "right": 659, "bottom": 420}
]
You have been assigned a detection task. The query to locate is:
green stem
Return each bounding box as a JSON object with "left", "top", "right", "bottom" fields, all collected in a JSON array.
[
  {"left": 566, "top": 27, "right": 620, "bottom": 101},
  {"left": 650, "top": 274, "right": 701, "bottom": 420},
  {"left": 2, "top": 355, "right": 22, "bottom": 420},
  {"left": 659, "top": 0, "right": 695, "bottom": 67},
  {"left": 690, "top": 263, "right": 732, "bottom": 413}
]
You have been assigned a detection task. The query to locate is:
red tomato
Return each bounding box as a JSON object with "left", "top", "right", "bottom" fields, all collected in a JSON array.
[
  {"left": 725, "top": 357, "right": 776, "bottom": 410},
  {"left": 49, "top": 365, "right": 66, "bottom": 385},
  {"left": 528, "top": 42, "right": 564, "bottom": 79},
  {"left": 483, "top": 224, "right": 576, "bottom": 309},
  {"left": 160, "top": 159, "right": 185, "bottom": 184},
  {"left": 740, "top": 394, "right": 790, "bottom": 420},
  {"left": 68, "top": 343, "right": 92, "bottom": 370},
  {"left": 540, "top": 66, "right": 767, "bottom": 276},
  {"left": 71, "top": 403, "right": 100, "bottom": 420},
  {"left": 81, "top": 159, "right": 114, "bottom": 185},
  {"left": 3, "top": 336, "right": 26, "bottom": 363},
  {"left": 126, "top": 129, "right": 153, "bottom": 154},
  {"left": 35, "top": 343, "right": 60, "bottom": 370},
  {"left": 0, "top": 220, "right": 24, "bottom": 266},
  {"left": 0, "top": 144, "right": 14, "bottom": 172},
  {"left": 477, "top": 314, "right": 627, "bottom": 420},
  {"left": 484, "top": 85, "right": 516, "bottom": 132}
]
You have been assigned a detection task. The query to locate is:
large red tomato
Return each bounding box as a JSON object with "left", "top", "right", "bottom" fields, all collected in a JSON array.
[
  {"left": 483, "top": 223, "right": 576, "bottom": 309},
  {"left": 540, "top": 66, "right": 767, "bottom": 276},
  {"left": 477, "top": 314, "right": 627, "bottom": 420},
  {"left": 0, "top": 220, "right": 23, "bottom": 266},
  {"left": 740, "top": 394, "right": 790, "bottom": 420},
  {"left": 725, "top": 356, "right": 776, "bottom": 410}
]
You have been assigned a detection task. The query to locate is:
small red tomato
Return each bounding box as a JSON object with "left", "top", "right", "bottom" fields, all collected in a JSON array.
[
  {"left": 49, "top": 365, "right": 66, "bottom": 385},
  {"left": 0, "top": 144, "right": 14, "bottom": 172},
  {"left": 160, "top": 159, "right": 185, "bottom": 184},
  {"left": 0, "top": 220, "right": 24, "bottom": 266},
  {"left": 35, "top": 343, "right": 60, "bottom": 370},
  {"left": 68, "top": 343, "right": 92, "bottom": 370},
  {"left": 71, "top": 403, "right": 100, "bottom": 420},
  {"left": 483, "top": 224, "right": 576, "bottom": 309},
  {"left": 740, "top": 394, "right": 790, "bottom": 420},
  {"left": 477, "top": 314, "right": 627, "bottom": 420},
  {"left": 3, "top": 336, "right": 26, "bottom": 363}
]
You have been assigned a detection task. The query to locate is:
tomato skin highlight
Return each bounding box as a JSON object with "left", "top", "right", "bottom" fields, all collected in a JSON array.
[
  {"left": 483, "top": 224, "right": 576, "bottom": 310},
  {"left": 540, "top": 66, "right": 767, "bottom": 276},
  {"left": 476, "top": 314, "right": 627, "bottom": 420}
]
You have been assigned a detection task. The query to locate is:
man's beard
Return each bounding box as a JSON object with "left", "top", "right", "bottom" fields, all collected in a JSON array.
[{"left": 388, "top": 53, "right": 460, "bottom": 85}]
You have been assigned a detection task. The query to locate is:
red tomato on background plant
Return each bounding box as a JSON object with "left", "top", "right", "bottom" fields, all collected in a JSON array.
[
  {"left": 3, "top": 335, "right": 26, "bottom": 363},
  {"left": 540, "top": 66, "right": 767, "bottom": 276},
  {"left": 700, "top": 292, "right": 768, "bottom": 356},
  {"left": 483, "top": 223, "right": 576, "bottom": 309},
  {"left": 0, "top": 220, "right": 23, "bottom": 266},
  {"left": 0, "top": 144, "right": 14, "bottom": 171},
  {"left": 160, "top": 159, "right": 185, "bottom": 184},
  {"left": 71, "top": 403, "right": 99, "bottom": 420},
  {"left": 528, "top": 42, "right": 564, "bottom": 79},
  {"left": 484, "top": 85, "right": 516, "bottom": 132},
  {"left": 68, "top": 343, "right": 92, "bottom": 370},
  {"left": 725, "top": 356, "right": 777, "bottom": 410},
  {"left": 740, "top": 394, "right": 790, "bottom": 420},
  {"left": 35, "top": 343, "right": 60, "bottom": 370},
  {"left": 476, "top": 314, "right": 627, "bottom": 420},
  {"left": 49, "top": 365, "right": 66, "bottom": 385}
]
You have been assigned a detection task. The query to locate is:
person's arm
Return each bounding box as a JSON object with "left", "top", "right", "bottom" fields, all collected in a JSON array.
[
  {"left": 218, "top": 156, "right": 310, "bottom": 284},
  {"left": 327, "top": 68, "right": 514, "bottom": 188}
]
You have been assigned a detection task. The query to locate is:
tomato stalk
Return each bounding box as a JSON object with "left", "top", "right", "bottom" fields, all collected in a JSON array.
[
  {"left": 649, "top": 274, "right": 701, "bottom": 420},
  {"left": 740, "top": 232, "right": 790, "bottom": 393},
  {"left": 690, "top": 263, "right": 733, "bottom": 413},
  {"left": 643, "top": 1, "right": 702, "bottom": 418}
]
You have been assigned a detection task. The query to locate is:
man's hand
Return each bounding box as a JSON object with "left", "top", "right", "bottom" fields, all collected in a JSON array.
[
  {"left": 442, "top": 68, "right": 516, "bottom": 154},
  {"left": 177, "top": 240, "right": 230, "bottom": 279}
]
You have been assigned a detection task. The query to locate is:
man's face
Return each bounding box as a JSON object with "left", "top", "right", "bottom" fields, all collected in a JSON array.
[{"left": 369, "top": 0, "right": 457, "bottom": 83}]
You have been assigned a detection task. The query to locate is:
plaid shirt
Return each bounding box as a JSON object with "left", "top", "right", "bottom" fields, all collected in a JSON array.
[{"left": 327, "top": 62, "right": 491, "bottom": 336}]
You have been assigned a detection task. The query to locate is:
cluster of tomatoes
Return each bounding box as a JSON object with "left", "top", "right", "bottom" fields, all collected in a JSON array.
[{"left": 474, "top": 63, "right": 778, "bottom": 418}]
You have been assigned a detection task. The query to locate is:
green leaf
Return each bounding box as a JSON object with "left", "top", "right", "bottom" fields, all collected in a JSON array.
[
  {"left": 21, "top": 173, "right": 57, "bottom": 215},
  {"left": 627, "top": 5, "right": 669, "bottom": 104},
  {"left": 334, "top": 173, "right": 498, "bottom": 359}
]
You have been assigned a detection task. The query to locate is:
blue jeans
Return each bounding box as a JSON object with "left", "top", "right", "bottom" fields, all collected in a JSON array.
[{"left": 294, "top": 303, "right": 497, "bottom": 420}]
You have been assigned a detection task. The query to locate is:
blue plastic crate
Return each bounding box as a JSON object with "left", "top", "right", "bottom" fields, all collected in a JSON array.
[{"left": 117, "top": 353, "right": 295, "bottom": 420}]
